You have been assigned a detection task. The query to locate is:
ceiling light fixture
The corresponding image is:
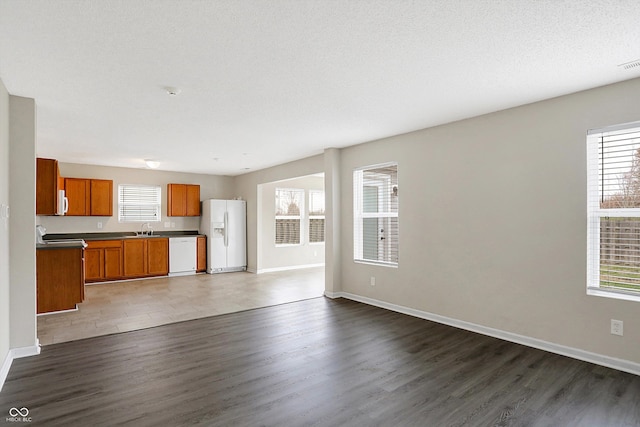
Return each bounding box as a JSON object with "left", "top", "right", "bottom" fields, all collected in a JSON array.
[
  {"left": 618, "top": 59, "right": 640, "bottom": 70},
  {"left": 145, "top": 159, "right": 160, "bottom": 169}
]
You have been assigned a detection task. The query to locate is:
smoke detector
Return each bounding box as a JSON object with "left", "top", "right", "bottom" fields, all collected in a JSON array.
[{"left": 165, "top": 86, "right": 182, "bottom": 96}]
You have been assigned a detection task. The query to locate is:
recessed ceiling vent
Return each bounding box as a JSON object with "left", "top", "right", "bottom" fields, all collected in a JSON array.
[{"left": 618, "top": 59, "right": 640, "bottom": 70}]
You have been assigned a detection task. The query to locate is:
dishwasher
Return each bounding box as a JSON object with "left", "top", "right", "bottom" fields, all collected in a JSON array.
[{"left": 169, "top": 237, "right": 197, "bottom": 276}]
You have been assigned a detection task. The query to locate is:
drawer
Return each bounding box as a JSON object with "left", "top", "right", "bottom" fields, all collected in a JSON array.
[{"left": 85, "top": 239, "right": 123, "bottom": 249}]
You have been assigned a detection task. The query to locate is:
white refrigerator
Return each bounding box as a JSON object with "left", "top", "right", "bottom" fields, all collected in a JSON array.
[{"left": 199, "top": 199, "right": 247, "bottom": 273}]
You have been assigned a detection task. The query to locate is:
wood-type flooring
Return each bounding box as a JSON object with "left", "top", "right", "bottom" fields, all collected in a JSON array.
[{"left": 2, "top": 297, "right": 639, "bottom": 426}]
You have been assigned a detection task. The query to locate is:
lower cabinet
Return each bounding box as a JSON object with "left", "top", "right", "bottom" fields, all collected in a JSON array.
[
  {"left": 85, "top": 240, "right": 123, "bottom": 282},
  {"left": 37, "top": 247, "right": 85, "bottom": 313},
  {"left": 148, "top": 238, "right": 169, "bottom": 276},
  {"left": 123, "top": 238, "right": 169, "bottom": 278},
  {"left": 197, "top": 236, "right": 206, "bottom": 272}
]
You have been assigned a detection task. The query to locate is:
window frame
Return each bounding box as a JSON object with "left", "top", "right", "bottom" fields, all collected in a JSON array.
[
  {"left": 587, "top": 121, "right": 640, "bottom": 302},
  {"left": 308, "top": 189, "right": 325, "bottom": 244},
  {"left": 117, "top": 184, "right": 162, "bottom": 223},
  {"left": 275, "top": 187, "right": 305, "bottom": 246},
  {"left": 353, "top": 162, "right": 398, "bottom": 267}
]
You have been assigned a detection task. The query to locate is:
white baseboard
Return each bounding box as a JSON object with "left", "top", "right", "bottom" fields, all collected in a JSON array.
[
  {"left": 257, "top": 263, "right": 324, "bottom": 274},
  {"left": 0, "top": 341, "right": 40, "bottom": 392},
  {"left": 331, "top": 292, "right": 640, "bottom": 376}
]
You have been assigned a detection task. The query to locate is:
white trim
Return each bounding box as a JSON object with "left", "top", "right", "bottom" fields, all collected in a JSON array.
[
  {"left": 257, "top": 263, "right": 324, "bottom": 274},
  {"left": 332, "top": 292, "right": 640, "bottom": 376},
  {"left": 0, "top": 341, "right": 41, "bottom": 392}
]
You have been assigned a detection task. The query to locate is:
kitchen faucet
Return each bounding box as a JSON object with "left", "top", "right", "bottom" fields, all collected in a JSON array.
[{"left": 140, "top": 222, "right": 153, "bottom": 236}]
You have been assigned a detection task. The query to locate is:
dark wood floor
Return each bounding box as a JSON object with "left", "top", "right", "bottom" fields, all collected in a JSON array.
[{"left": 1, "top": 297, "right": 639, "bottom": 426}]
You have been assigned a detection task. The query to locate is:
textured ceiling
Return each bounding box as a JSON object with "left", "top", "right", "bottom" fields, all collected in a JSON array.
[{"left": 1, "top": 0, "right": 640, "bottom": 176}]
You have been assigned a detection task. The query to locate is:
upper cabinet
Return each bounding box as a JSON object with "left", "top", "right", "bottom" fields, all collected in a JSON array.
[
  {"left": 65, "top": 178, "right": 113, "bottom": 216},
  {"left": 167, "top": 184, "right": 200, "bottom": 216},
  {"left": 36, "top": 157, "right": 63, "bottom": 215},
  {"left": 64, "top": 178, "right": 90, "bottom": 215},
  {"left": 90, "top": 179, "right": 113, "bottom": 216}
]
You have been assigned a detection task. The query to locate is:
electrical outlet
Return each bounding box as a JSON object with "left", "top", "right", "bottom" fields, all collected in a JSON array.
[
  {"left": 97, "top": 222, "right": 102, "bottom": 229},
  {"left": 164, "top": 222, "right": 170, "bottom": 228},
  {"left": 370, "top": 276, "right": 376, "bottom": 286},
  {"left": 611, "top": 319, "right": 624, "bottom": 336}
]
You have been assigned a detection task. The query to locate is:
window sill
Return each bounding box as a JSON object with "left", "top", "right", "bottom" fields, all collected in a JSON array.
[
  {"left": 354, "top": 259, "right": 398, "bottom": 269},
  {"left": 587, "top": 287, "right": 640, "bottom": 303}
]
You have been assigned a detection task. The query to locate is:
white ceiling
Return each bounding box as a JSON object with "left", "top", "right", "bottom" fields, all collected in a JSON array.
[{"left": 1, "top": 1, "right": 640, "bottom": 176}]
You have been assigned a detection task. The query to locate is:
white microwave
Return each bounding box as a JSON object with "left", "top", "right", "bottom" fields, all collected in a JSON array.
[{"left": 57, "top": 189, "right": 69, "bottom": 215}]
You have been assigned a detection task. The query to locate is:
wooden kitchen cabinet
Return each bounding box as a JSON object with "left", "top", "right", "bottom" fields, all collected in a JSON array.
[
  {"left": 90, "top": 179, "right": 113, "bottom": 216},
  {"left": 36, "top": 157, "right": 63, "bottom": 215},
  {"left": 186, "top": 185, "right": 200, "bottom": 216},
  {"left": 85, "top": 240, "right": 123, "bottom": 282},
  {"left": 167, "top": 183, "right": 200, "bottom": 216},
  {"left": 64, "top": 178, "right": 91, "bottom": 216},
  {"left": 123, "top": 238, "right": 169, "bottom": 278},
  {"left": 148, "top": 238, "right": 169, "bottom": 275},
  {"left": 123, "top": 239, "right": 147, "bottom": 277},
  {"left": 37, "top": 247, "right": 85, "bottom": 313},
  {"left": 65, "top": 178, "right": 113, "bottom": 216},
  {"left": 197, "top": 236, "right": 206, "bottom": 272}
]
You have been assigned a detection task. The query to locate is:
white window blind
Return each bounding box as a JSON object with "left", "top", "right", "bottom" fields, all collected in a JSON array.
[
  {"left": 354, "top": 163, "right": 398, "bottom": 266},
  {"left": 587, "top": 122, "right": 640, "bottom": 299},
  {"left": 275, "top": 188, "right": 304, "bottom": 245},
  {"left": 309, "top": 190, "right": 325, "bottom": 243},
  {"left": 118, "top": 184, "right": 161, "bottom": 223}
]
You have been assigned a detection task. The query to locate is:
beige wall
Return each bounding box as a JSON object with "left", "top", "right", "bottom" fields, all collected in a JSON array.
[
  {"left": 258, "top": 175, "right": 325, "bottom": 272},
  {"left": 234, "top": 155, "right": 324, "bottom": 272},
  {"left": 0, "top": 80, "right": 10, "bottom": 372},
  {"left": 37, "top": 163, "right": 234, "bottom": 234},
  {"left": 9, "top": 96, "right": 37, "bottom": 349},
  {"left": 338, "top": 77, "right": 640, "bottom": 364}
]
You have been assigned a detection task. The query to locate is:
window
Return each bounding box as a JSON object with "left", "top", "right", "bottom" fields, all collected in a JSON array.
[
  {"left": 587, "top": 122, "right": 640, "bottom": 300},
  {"left": 309, "top": 190, "right": 325, "bottom": 243},
  {"left": 354, "top": 163, "right": 398, "bottom": 266},
  {"left": 275, "top": 188, "right": 304, "bottom": 245},
  {"left": 118, "top": 184, "right": 161, "bottom": 222}
]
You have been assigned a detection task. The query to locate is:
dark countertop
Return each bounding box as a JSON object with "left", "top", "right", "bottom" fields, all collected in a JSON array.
[{"left": 43, "top": 230, "right": 205, "bottom": 242}]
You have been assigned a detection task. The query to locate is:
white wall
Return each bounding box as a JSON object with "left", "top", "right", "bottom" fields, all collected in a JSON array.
[
  {"left": 9, "top": 96, "right": 37, "bottom": 350},
  {"left": 0, "top": 79, "right": 11, "bottom": 384},
  {"left": 258, "top": 175, "right": 325, "bottom": 272},
  {"left": 234, "top": 155, "right": 324, "bottom": 272},
  {"left": 37, "top": 162, "right": 235, "bottom": 234},
  {"left": 338, "top": 77, "right": 640, "bottom": 365}
]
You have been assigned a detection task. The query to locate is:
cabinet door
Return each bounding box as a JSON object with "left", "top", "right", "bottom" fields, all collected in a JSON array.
[
  {"left": 197, "top": 236, "right": 206, "bottom": 272},
  {"left": 167, "top": 184, "right": 186, "bottom": 216},
  {"left": 90, "top": 179, "right": 113, "bottom": 216},
  {"left": 186, "top": 185, "right": 200, "bottom": 216},
  {"left": 123, "top": 239, "right": 147, "bottom": 277},
  {"left": 104, "top": 247, "right": 123, "bottom": 278},
  {"left": 65, "top": 178, "right": 90, "bottom": 216},
  {"left": 147, "top": 238, "right": 169, "bottom": 276},
  {"left": 37, "top": 248, "right": 84, "bottom": 314},
  {"left": 36, "top": 158, "right": 60, "bottom": 215},
  {"left": 84, "top": 248, "right": 104, "bottom": 281}
]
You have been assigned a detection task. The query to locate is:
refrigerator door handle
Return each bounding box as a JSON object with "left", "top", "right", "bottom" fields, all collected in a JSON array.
[{"left": 224, "top": 211, "right": 229, "bottom": 247}]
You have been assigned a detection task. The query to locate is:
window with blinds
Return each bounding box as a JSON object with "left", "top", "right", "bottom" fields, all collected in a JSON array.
[
  {"left": 118, "top": 184, "right": 162, "bottom": 222},
  {"left": 353, "top": 163, "right": 398, "bottom": 266},
  {"left": 587, "top": 122, "right": 640, "bottom": 299},
  {"left": 309, "top": 190, "right": 325, "bottom": 243},
  {"left": 275, "top": 188, "right": 304, "bottom": 245}
]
